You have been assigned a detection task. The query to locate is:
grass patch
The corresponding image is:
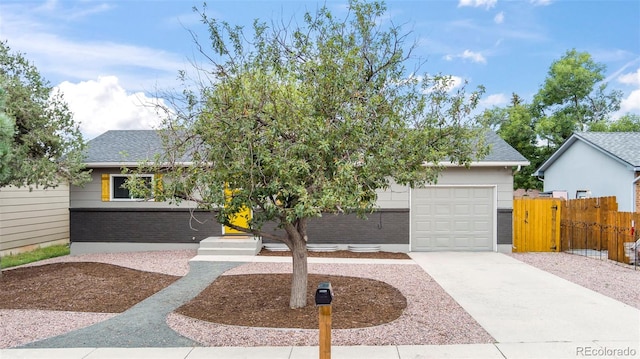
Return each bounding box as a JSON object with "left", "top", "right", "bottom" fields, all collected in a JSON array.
[{"left": 1, "top": 244, "right": 70, "bottom": 269}]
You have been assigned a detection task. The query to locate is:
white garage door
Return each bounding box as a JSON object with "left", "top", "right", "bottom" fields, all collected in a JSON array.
[{"left": 411, "top": 186, "right": 494, "bottom": 251}]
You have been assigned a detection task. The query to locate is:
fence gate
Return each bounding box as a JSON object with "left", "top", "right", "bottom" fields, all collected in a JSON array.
[{"left": 513, "top": 198, "right": 562, "bottom": 252}]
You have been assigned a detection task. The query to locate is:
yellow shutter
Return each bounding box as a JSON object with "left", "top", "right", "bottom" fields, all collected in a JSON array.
[
  {"left": 154, "top": 174, "right": 163, "bottom": 201},
  {"left": 101, "top": 174, "right": 110, "bottom": 201}
]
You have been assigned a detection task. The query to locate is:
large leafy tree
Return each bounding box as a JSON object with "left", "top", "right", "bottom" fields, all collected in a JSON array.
[
  {"left": 0, "top": 41, "right": 89, "bottom": 189},
  {"left": 481, "top": 94, "right": 541, "bottom": 189},
  {"left": 532, "top": 49, "right": 621, "bottom": 149},
  {"left": 590, "top": 113, "right": 640, "bottom": 132},
  {"left": 0, "top": 82, "right": 13, "bottom": 184},
  {"left": 139, "top": 1, "right": 488, "bottom": 308}
]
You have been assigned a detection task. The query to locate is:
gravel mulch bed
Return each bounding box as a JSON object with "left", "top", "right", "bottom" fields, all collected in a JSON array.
[
  {"left": 20, "top": 250, "right": 197, "bottom": 276},
  {"left": 0, "top": 250, "right": 195, "bottom": 349},
  {"left": 167, "top": 262, "right": 495, "bottom": 346},
  {"left": 3, "top": 250, "right": 639, "bottom": 349},
  {"left": 0, "top": 310, "right": 116, "bottom": 349}
]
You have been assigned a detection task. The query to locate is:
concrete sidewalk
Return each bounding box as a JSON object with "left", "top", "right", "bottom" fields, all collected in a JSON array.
[
  {"left": 2, "top": 342, "right": 639, "bottom": 358},
  {"left": 2, "top": 252, "right": 639, "bottom": 358}
]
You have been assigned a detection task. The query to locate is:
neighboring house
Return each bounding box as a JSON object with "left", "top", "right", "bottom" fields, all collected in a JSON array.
[
  {"left": 534, "top": 132, "right": 640, "bottom": 212},
  {"left": 70, "top": 130, "right": 528, "bottom": 254},
  {"left": 0, "top": 183, "right": 70, "bottom": 256}
]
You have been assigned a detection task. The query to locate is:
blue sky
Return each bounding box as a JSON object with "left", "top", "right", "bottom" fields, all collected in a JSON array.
[{"left": 1, "top": 0, "right": 639, "bottom": 139}]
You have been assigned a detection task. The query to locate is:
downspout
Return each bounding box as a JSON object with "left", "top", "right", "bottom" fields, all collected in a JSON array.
[{"left": 514, "top": 165, "right": 522, "bottom": 174}]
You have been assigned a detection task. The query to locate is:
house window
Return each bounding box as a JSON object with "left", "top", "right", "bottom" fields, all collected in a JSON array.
[{"left": 111, "top": 174, "right": 153, "bottom": 200}]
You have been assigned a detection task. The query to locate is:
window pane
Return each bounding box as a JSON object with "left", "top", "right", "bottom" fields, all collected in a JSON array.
[{"left": 113, "top": 176, "right": 130, "bottom": 199}]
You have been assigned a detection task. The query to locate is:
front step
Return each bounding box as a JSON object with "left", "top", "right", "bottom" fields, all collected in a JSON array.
[{"left": 197, "top": 236, "right": 262, "bottom": 256}]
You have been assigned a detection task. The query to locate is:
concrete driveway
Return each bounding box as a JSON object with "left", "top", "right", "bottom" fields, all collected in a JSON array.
[{"left": 410, "top": 252, "right": 640, "bottom": 358}]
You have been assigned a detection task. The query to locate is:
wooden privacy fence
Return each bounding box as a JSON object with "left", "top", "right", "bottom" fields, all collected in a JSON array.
[
  {"left": 560, "top": 196, "right": 618, "bottom": 252},
  {"left": 513, "top": 198, "right": 562, "bottom": 252},
  {"left": 513, "top": 196, "right": 639, "bottom": 265}
]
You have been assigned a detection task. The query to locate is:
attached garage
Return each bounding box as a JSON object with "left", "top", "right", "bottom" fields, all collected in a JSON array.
[{"left": 411, "top": 186, "right": 495, "bottom": 251}]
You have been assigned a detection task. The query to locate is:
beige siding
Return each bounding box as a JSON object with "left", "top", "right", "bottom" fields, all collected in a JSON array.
[
  {"left": 0, "top": 183, "right": 70, "bottom": 254},
  {"left": 70, "top": 169, "right": 199, "bottom": 209},
  {"left": 375, "top": 167, "right": 515, "bottom": 210},
  {"left": 376, "top": 181, "right": 410, "bottom": 209},
  {"left": 74, "top": 167, "right": 514, "bottom": 210}
]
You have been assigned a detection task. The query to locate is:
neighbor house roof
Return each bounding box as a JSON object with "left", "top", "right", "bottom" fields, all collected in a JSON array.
[
  {"left": 534, "top": 132, "right": 640, "bottom": 177},
  {"left": 85, "top": 129, "right": 529, "bottom": 168}
]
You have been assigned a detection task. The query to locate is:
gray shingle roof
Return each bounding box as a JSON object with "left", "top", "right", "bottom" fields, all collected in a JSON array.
[
  {"left": 573, "top": 132, "right": 640, "bottom": 167},
  {"left": 84, "top": 129, "right": 528, "bottom": 166},
  {"left": 482, "top": 131, "right": 529, "bottom": 163},
  {"left": 85, "top": 130, "right": 163, "bottom": 163}
]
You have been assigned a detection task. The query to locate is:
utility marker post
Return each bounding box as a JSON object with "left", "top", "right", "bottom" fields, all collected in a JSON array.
[{"left": 315, "top": 282, "right": 334, "bottom": 359}]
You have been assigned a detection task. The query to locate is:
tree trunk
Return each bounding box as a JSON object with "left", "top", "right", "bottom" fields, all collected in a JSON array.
[{"left": 285, "top": 221, "right": 308, "bottom": 309}]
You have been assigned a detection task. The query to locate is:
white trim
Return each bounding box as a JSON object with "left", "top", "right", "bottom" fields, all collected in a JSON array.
[
  {"left": 426, "top": 161, "right": 530, "bottom": 168},
  {"left": 110, "top": 174, "right": 154, "bottom": 201},
  {"left": 408, "top": 186, "right": 413, "bottom": 251},
  {"left": 88, "top": 160, "right": 528, "bottom": 169},
  {"left": 493, "top": 185, "right": 498, "bottom": 252},
  {"left": 86, "top": 162, "right": 194, "bottom": 168}
]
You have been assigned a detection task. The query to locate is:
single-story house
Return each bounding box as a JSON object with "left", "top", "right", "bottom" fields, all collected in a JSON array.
[
  {"left": 70, "top": 130, "right": 528, "bottom": 254},
  {"left": 0, "top": 183, "right": 70, "bottom": 256},
  {"left": 534, "top": 132, "right": 640, "bottom": 212}
]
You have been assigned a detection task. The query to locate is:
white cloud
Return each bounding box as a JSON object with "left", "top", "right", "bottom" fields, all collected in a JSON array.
[
  {"left": 34, "top": 0, "right": 113, "bottom": 20},
  {"left": 461, "top": 50, "right": 487, "bottom": 64},
  {"left": 0, "top": 2, "right": 187, "bottom": 92},
  {"left": 618, "top": 68, "right": 640, "bottom": 86},
  {"left": 612, "top": 67, "right": 640, "bottom": 117},
  {"left": 530, "top": 0, "right": 552, "bottom": 6},
  {"left": 458, "top": 0, "right": 497, "bottom": 10},
  {"left": 494, "top": 11, "right": 505, "bottom": 24},
  {"left": 8, "top": 31, "right": 186, "bottom": 90},
  {"left": 57, "top": 76, "right": 166, "bottom": 140},
  {"left": 480, "top": 93, "right": 509, "bottom": 107},
  {"left": 443, "top": 50, "right": 487, "bottom": 64},
  {"left": 620, "top": 89, "right": 640, "bottom": 114}
]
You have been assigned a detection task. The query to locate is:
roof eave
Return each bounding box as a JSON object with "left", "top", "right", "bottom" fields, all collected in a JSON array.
[
  {"left": 427, "top": 160, "right": 530, "bottom": 167},
  {"left": 85, "top": 162, "right": 194, "bottom": 168}
]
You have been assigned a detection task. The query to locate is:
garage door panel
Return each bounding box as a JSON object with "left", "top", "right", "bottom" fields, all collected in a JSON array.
[
  {"left": 454, "top": 204, "right": 470, "bottom": 215},
  {"left": 434, "top": 189, "right": 452, "bottom": 199},
  {"left": 457, "top": 222, "right": 471, "bottom": 231},
  {"left": 435, "top": 220, "right": 453, "bottom": 231},
  {"left": 474, "top": 221, "right": 490, "bottom": 230},
  {"left": 411, "top": 186, "right": 494, "bottom": 251},
  {"left": 453, "top": 188, "right": 470, "bottom": 198}
]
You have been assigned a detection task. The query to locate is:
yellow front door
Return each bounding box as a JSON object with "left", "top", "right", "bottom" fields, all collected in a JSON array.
[{"left": 223, "top": 186, "right": 252, "bottom": 235}]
